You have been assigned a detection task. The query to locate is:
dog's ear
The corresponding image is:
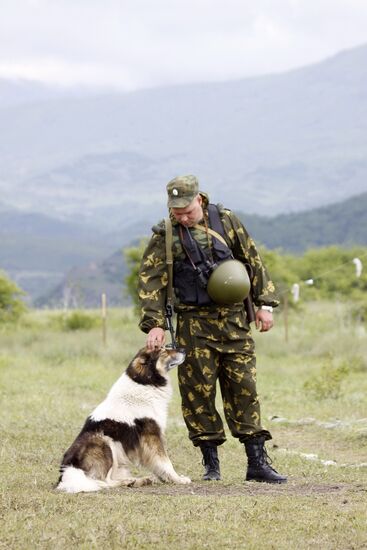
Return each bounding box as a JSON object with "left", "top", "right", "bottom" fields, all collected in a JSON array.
[
  {"left": 145, "top": 349, "right": 162, "bottom": 370},
  {"left": 133, "top": 348, "right": 148, "bottom": 366},
  {"left": 149, "top": 348, "right": 161, "bottom": 359},
  {"left": 126, "top": 348, "right": 167, "bottom": 386},
  {"left": 141, "top": 347, "right": 160, "bottom": 361},
  {"left": 128, "top": 353, "right": 151, "bottom": 379},
  {"left": 133, "top": 347, "right": 160, "bottom": 369}
]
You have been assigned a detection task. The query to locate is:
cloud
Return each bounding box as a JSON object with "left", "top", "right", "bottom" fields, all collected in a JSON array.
[{"left": 1, "top": 0, "right": 367, "bottom": 89}]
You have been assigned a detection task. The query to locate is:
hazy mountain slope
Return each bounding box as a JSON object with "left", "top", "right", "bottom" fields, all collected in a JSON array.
[
  {"left": 0, "top": 202, "right": 161, "bottom": 303},
  {"left": 35, "top": 250, "right": 129, "bottom": 308},
  {"left": 239, "top": 192, "right": 367, "bottom": 252},
  {"left": 0, "top": 208, "right": 119, "bottom": 301},
  {"left": 0, "top": 44, "right": 366, "bottom": 219},
  {"left": 12, "top": 150, "right": 168, "bottom": 227},
  {"left": 0, "top": 78, "right": 70, "bottom": 108},
  {"left": 0, "top": 78, "right": 117, "bottom": 108}
]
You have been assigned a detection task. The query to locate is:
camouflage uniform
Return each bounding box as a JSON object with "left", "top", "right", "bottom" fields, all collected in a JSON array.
[{"left": 138, "top": 190, "right": 279, "bottom": 447}]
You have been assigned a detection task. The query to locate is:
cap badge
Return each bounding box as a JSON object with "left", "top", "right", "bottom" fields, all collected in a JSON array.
[{"left": 172, "top": 188, "right": 179, "bottom": 196}]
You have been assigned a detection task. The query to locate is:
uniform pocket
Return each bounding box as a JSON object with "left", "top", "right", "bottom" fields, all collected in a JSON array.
[{"left": 226, "top": 309, "right": 250, "bottom": 340}]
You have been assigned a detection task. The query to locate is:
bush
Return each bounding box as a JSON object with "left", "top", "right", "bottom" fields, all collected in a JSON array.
[
  {"left": 303, "top": 357, "right": 350, "bottom": 399},
  {"left": 56, "top": 311, "right": 99, "bottom": 331},
  {"left": 0, "top": 271, "right": 27, "bottom": 322},
  {"left": 124, "top": 239, "right": 148, "bottom": 309}
]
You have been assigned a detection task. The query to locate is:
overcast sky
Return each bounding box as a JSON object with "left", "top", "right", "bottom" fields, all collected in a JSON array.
[{"left": 2, "top": 0, "right": 367, "bottom": 91}]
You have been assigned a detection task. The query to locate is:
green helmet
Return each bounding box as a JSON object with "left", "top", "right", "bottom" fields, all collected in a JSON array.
[{"left": 207, "top": 260, "right": 251, "bottom": 305}]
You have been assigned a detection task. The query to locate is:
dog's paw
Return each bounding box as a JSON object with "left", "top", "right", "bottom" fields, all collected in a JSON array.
[
  {"left": 129, "top": 476, "right": 153, "bottom": 488},
  {"left": 125, "top": 478, "right": 139, "bottom": 487},
  {"left": 177, "top": 475, "right": 191, "bottom": 484},
  {"left": 148, "top": 475, "right": 159, "bottom": 485}
]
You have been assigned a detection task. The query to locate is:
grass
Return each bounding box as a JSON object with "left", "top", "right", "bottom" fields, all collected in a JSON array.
[{"left": 1, "top": 302, "right": 366, "bottom": 549}]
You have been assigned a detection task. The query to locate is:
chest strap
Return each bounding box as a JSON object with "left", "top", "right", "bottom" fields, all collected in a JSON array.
[
  {"left": 193, "top": 223, "right": 228, "bottom": 247},
  {"left": 164, "top": 217, "right": 177, "bottom": 348}
]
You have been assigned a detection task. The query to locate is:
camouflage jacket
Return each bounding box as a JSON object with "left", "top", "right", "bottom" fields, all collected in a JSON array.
[{"left": 138, "top": 195, "right": 279, "bottom": 334}]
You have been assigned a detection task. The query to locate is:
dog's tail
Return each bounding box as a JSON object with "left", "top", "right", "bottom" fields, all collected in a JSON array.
[{"left": 56, "top": 466, "right": 122, "bottom": 493}]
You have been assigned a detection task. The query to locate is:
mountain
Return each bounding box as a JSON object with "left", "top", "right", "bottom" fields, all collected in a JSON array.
[
  {"left": 35, "top": 250, "right": 129, "bottom": 309},
  {"left": 1, "top": 44, "right": 367, "bottom": 306},
  {"left": 0, "top": 77, "right": 116, "bottom": 108},
  {"left": 238, "top": 191, "right": 367, "bottom": 252},
  {"left": 0, "top": 207, "right": 121, "bottom": 302},
  {"left": 37, "top": 192, "right": 367, "bottom": 308},
  {"left": 0, "top": 44, "right": 366, "bottom": 224},
  {"left": 0, "top": 203, "right": 167, "bottom": 305},
  {"left": 0, "top": 78, "right": 69, "bottom": 107}
]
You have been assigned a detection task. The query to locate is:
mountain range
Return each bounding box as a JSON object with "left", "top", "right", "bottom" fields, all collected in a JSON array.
[
  {"left": 1, "top": 43, "right": 367, "bottom": 221},
  {"left": 0, "top": 43, "right": 366, "bottom": 305},
  {"left": 241, "top": 192, "right": 367, "bottom": 252}
]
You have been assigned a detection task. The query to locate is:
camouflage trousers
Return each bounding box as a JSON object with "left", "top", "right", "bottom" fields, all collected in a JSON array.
[{"left": 176, "top": 305, "right": 271, "bottom": 447}]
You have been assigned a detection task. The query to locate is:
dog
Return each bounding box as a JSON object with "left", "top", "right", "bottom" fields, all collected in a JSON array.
[{"left": 57, "top": 346, "right": 191, "bottom": 493}]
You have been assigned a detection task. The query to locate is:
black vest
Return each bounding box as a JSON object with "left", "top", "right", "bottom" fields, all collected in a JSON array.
[{"left": 173, "top": 204, "right": 233, "bottom": 306}]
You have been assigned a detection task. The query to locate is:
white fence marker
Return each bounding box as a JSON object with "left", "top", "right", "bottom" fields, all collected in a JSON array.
[{"left": 352, "top": 258, "right": 363, "bottom": 278}]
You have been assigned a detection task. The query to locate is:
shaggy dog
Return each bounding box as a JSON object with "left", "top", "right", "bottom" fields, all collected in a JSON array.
[{"left": 57, "top": 347, "right": 191, "bottom": 493}]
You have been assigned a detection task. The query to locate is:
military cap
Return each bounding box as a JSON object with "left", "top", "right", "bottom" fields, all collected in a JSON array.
[{"left": 166, "top": 175, "right": 199, "bottom": 208}]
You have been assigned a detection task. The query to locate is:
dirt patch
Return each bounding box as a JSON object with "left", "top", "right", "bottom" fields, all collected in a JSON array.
[{"left": 130, "top": 480, "right": 367, "bottom": 497}]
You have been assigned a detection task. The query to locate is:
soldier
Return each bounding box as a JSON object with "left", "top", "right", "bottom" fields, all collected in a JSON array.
[{"left": 138, "top": 175, "right": 287, "bottom": 484}]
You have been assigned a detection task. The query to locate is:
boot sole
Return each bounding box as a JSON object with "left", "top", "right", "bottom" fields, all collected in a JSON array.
[{"left": 246, "top": 477, "right": 287, "bottom": 484}]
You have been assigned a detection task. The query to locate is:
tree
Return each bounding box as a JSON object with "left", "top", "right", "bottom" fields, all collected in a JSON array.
[
  {"left": 0, "top": 271, "right": 27, "bottom": 322},
  {"left": 259, "top": 246, "right": 300, "bottom": 303},
  {"left": 124, "top": 240, "right": 148, "bottom": 309}
]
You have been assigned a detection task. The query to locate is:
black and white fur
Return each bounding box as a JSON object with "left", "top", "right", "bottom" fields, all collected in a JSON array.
[{"left": 57, "top": 347, "right": 190, "bottom": 493}]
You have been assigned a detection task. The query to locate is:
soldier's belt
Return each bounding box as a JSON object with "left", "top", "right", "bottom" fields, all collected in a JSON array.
[{"left": 175, "top": 303, "right": 245, "bottom": 318}]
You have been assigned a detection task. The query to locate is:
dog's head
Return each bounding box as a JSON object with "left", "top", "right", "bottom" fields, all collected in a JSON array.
[{"left": 126, "top": 347, "right": 186, "bottom": 387}]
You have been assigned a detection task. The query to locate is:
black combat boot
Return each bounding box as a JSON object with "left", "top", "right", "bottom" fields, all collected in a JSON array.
[
  {"left": 244, "top": 437, "right": 287, "bottom": 484},
  {"left": 200, "top": 443, "right": 221, "bottom": 481}
]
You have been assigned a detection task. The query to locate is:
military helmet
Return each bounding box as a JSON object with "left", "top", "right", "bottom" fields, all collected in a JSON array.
[{"left": 207, "top": 260, "right": 251, "bottom": 305}]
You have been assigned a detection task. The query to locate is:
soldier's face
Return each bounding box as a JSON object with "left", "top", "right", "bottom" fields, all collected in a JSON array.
[{"left": 171, "top": 195, "right": 204, "bottom": 227}]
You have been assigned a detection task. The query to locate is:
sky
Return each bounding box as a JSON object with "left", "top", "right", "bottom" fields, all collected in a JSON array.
[{"left": 1, "top": 0, "right": 367, "bottom": 91}]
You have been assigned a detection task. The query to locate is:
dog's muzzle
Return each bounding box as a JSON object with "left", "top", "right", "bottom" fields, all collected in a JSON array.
[{"left": 167, "top": 349, "right": 186, "bottom": 369}]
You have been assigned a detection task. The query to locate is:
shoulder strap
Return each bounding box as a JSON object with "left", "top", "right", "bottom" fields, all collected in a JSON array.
[
  {"left": 165, "top": 218, "right": 174, "bottom": 307},
  {"left": 207, "top": 204, "right": 233, "bottom": 256},
  {"left": 207, "top": 204, "right": 226, "bottom": 236},
  {"left": 193, "top": 223, "right": 228, "bottom": 246}
]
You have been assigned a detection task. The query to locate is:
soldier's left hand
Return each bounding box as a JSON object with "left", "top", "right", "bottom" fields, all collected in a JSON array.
[{"left": 255, "top": 310, "right": 274, "bottom": 332}]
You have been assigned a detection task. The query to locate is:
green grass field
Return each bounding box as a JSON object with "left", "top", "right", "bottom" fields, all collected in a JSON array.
[{"left": 1, "top": 302, "right": 366, "bottom": 549}]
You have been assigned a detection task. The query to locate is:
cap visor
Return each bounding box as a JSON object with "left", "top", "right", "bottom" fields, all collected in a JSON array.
[{"left": 167, "top": 198, "right": 192, "bottom": 208}]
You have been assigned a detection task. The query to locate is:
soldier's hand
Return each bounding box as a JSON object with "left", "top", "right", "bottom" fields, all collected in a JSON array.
[
  {"left": 146, "top": 327, "right": 166, "bottom": 351},
  {"left": 255, "top": 310, "right": 274, "bottom": 332}
]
